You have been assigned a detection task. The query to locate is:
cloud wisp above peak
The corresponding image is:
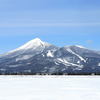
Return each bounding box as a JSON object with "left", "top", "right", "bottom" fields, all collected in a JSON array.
[{"left": 0, "top": 21, "right": 100, "bottom": 28}]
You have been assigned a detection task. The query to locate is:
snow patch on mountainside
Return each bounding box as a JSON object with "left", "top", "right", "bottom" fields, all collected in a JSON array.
[
  {"left": 9, "top": 64, "right": 22, "bottom": 68},
  {"left": 0, "top": 69, "right": 6, "bottom": 71},
  {"left": 56, "top": 58, "right": 83, "bottom": 69},
  {"left": 16, "top": 55, "right": 33, "bottom": 61},
  {"left": 98, "top": 63, "right": 100, "bottom": 66},
  {"left": 75, "top": 45, "right": 86, "bottom": 49},
  {"left": 66, "top": 48, "right": 86, "bottom": 62},
  {"left": 47, "top": 50, "right": 54, "bottom": 57}
]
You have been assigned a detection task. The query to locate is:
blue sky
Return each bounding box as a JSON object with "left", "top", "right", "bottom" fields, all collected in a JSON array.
[{"left": 0, "top": 0, "right": 100, "bottom": 54}]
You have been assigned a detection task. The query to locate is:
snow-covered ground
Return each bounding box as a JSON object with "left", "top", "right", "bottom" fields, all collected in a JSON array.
[{"left": 0, "top": 76, "right": 100, "bottom": 100}]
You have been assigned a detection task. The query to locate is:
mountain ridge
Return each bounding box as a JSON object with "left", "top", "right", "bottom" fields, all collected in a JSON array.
[{"left": 0, "top": 38, "right": 100, "bottom": 75}]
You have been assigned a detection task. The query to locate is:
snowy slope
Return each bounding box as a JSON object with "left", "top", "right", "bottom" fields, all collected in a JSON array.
[
  {"left": 7, "top": 38, "right": 51, "bottom": 53},
  {"left": 3, "top": 38, "right": 53, "bottom": 56}
]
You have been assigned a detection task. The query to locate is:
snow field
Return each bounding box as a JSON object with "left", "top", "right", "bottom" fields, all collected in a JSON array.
[{"left": 0, "top": 76, "right": 100, "bottom": 100}]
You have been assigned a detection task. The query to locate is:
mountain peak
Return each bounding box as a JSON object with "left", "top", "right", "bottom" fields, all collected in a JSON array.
[
  {"left": 32, "top": 38, "right": 42, "bottom": 42},
  {"left": 29, "top": 38, "right": 44, "bottom": 45},
  {"left": 5, "top": 38, "right": 52, "bottom": 55},
  {"left": 13, "top": 38, "right": 50, "bottom": 51}
]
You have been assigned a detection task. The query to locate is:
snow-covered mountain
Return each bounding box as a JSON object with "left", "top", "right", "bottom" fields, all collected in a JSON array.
[
  {"left": 2, "top": 38, "right": 57, "bottom": 57},
  {"left": 0, "top": 38, "right": 100, "bottom": 75}
]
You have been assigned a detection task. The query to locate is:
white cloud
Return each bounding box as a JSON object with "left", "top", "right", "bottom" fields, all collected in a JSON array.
[
  {"left": 86, "top": 40, "right": 93, "bottom": 44},
  {"left": 0, "top": 22, "right": 100, "bottom": 27}
]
